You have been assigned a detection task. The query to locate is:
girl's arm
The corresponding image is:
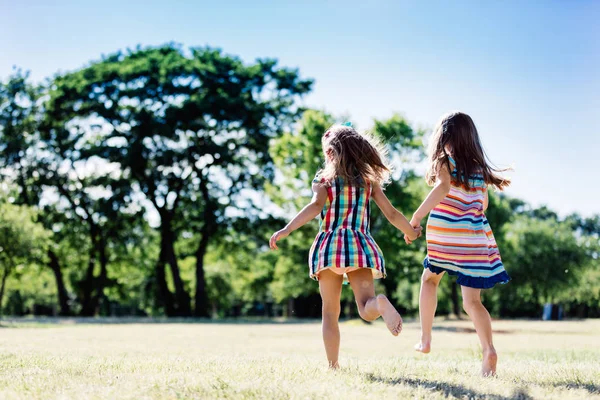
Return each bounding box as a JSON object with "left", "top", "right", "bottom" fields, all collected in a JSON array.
[
  {"left": 371, "top": 184, "right": 422, "bottom": 240},
  {"left": 410, "top": 163, "right": 452, "bottom": 227},
  {"left": 269, "top": 183, "right": 328, "bottom": 250}
]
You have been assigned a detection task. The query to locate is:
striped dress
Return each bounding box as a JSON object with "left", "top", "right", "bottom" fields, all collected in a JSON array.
[
  {"left": 424, "top": 157, "right": 511, "bottom": 289},
  {"left": 308, "top": 175, "right": 385, "bottom": 281}
]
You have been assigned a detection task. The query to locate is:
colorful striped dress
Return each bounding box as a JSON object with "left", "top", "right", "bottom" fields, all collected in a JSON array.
[
  {"left": 308, "top": 175, "right": 385, "bottom": 280},
  {"left": 424, "top": 157, "right": 511, "bottom": 289}
]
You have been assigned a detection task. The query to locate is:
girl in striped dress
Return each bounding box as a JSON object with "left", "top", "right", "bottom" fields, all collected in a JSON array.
[
  {"left": 270, "top": 123, "right": 422, "bottom": 369},
  {"left": 405, "top": 111, "right": 510, "bottom": 376}
]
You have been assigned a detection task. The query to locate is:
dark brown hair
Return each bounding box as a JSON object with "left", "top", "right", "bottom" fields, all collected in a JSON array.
[
  {"left": 425, "top": 111, "right": 510, "bottom": 190},
  {"left": 318, "top": 125, "right": 391, "bottom": 186}
]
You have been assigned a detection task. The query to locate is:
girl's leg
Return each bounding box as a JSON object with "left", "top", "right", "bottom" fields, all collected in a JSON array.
[
  {"left": 347, "top": 268, "right": 402, "bottom": 336},
  {"left": 318, "top": 269, "right": 344, "bottom": 369},
  {"left": 461, "top": 286, "right": 497, "bottom": 376},
  {"left": 415, "top": 269, "right": 445, "bottom": 353}
]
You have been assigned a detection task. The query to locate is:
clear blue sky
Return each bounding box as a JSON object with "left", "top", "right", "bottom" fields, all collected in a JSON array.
[{"left": 2, "top": 0, "right": 599, "bottom": 216}]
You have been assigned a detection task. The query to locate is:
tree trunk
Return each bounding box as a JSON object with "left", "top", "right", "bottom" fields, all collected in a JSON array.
[
  {"left": 155, "top": 255, "right": 176, "bottom": 316},
  {"left": 47, "top": 249, "right": 71, "bottom": 316},
  {"left": 194, "top": 180, "right": 218, "bottom": 318},
  {"left": 451, "top": 282, "right": 461, "bottom": 319},
  {"left": 0, "top": 264, "right": 10, "bottom": 317},
  {"left": 193, "top": 232, "right": 211, "bottom": 318},
  {"left": 91, "top": 235, "right": 109, "bottom": 315},
  {"left": 79, "top": 246, "right": 97, "bottom": 316},
  {"left": 160, "top": 216, "right": 191, "bottom": 316}
]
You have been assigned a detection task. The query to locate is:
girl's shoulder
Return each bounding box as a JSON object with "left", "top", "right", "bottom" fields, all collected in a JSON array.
[
  {"left": 447, "top": 155, "right": 457, "bottom": 172},
  {"left": 447, "top": 155, "right": 487, "bottom": 189},
  {"left": 312, "top": 171, "right": 328, "bottom": 185},
  {"left": 312, "top": 172, "right": 369, "bottom": 190},
  {"left": 312, "top": 170, "right": 374, "bottom": 190},
  {"left": 312, "top": 171, "right": 335, "bottom": 190},
  {"left": 312, "top": 171, "right": 324, "bottom": 184}
]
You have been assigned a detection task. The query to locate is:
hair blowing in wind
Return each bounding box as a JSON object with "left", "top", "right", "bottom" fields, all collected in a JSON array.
[
  {"left": 319, "top": 125, "right": 391, "bottom": 187},
  {"left": 425, "top": 111, "right": 510, "bottom": 190}
]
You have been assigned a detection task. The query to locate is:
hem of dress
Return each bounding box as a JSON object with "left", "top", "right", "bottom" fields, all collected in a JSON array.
[
  {"left": 311, "top": 266, "right": 386, "bottom": 281},
  {"left": 423, "top": 257, "right": 510, "bottom": 289}
]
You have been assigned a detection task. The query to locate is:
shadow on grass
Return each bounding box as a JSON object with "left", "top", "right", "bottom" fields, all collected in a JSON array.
[
  {"left": 432, "top": 326, "right": 515, "bottom": 334},
  {"left": 365, "top": 373, "right": 533, "bottom": 400},
  {"left": 552, "top": 381, "right": 600, "bottom": 395}
]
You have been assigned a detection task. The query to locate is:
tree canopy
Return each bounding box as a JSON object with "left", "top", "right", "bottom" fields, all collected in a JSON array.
[{"left": 0, "top": 45, "right": 598, "bottom": 319}]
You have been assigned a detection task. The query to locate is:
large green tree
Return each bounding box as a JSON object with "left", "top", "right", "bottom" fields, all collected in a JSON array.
[
  {"left": 0, "top": 71, "right": 74, "bottom": 315},
  {"left": 47, "top": 45, "right": 312, "bottom": 316},
  {"left": 1, "top": 69, "right": 140, "bottom": 316}
]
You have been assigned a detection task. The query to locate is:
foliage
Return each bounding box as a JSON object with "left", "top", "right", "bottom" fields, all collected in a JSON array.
[
  {"left": 44, "top": 44, "right": 312, "bottom": 317},
  {"left": 0, "top": 47, "right": 598, "bottom": 319},
  {"left": 495, "top": 216, "right": 589, "bottom": 316},
  {"left": 0, "top": 201, "right": 51, "bottom": 315}
]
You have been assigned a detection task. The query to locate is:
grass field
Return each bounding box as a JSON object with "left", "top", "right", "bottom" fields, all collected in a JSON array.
[{"left": 0, "top": 318, "right": 599, "bottom": 399}]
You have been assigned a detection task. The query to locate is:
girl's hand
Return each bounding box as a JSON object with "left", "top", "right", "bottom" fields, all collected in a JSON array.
[
  {"left": 269, "top": 228, "right": 290, "bottom": 250},
  {"left": 405, "top": 226, "right": 423, "bottom": 242},
  {"left": 409, "top": 216, "right": 422, "bottom": 228},
  {"left": 405, "top": 218, "right": 423, "bottom": 244}
]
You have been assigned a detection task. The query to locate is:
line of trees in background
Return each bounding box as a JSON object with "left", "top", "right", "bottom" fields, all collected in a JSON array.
[{"left": 1, "top": 44, "right": 598, "bottom": 319}]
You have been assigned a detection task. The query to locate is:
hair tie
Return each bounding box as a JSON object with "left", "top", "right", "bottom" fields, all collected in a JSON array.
[{"left": 342, "top": 121, "right": 352, "bottom": 127}]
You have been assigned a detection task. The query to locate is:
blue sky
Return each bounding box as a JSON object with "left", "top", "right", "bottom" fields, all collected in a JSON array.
[{"left": 2, "top": 0, "right": 599, "bottom": 216}]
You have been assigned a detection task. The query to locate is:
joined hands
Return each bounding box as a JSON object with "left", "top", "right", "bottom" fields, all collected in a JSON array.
[{"left": 405, "top": 217, "right": 423, "bottom": 245}]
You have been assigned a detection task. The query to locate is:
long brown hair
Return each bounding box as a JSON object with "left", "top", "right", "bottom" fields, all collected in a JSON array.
[
  {"left": 318, "top": 124, "right": 391, "bottom": 187},
  {"left": 425, "top": 111, "right": 510, "bottom": 190}
]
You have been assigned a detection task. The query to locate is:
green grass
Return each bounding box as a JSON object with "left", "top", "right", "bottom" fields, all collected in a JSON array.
[{"left": 0, "top": 318, "right": 599, "bottom": 399}]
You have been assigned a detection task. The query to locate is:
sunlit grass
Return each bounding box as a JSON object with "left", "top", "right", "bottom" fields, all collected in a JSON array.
[{"left": 0, "top": 318, "right": 598, "bottom": 399}]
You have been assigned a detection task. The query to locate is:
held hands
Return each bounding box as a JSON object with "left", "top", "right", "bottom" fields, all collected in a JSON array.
[
  {"left": 405, "top": 225, "right": 423, "bottom": 242},
  {"left": 404, "top": 217, "right": 422, "bottom": 245},
  {"left": 269, "top": 227, "right": 291, "bottom": 250}
]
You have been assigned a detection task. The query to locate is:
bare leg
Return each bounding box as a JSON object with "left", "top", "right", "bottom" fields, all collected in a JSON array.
[
  {"left": 318, "top": 269, "right": 343, "bottom": 369},
  {"left": 415, "top": 269, "right": 444, "bottom": 353},
  {"left": 348, "top": 268, "right": 402, "bottom": 336},
  {"left": 461, "top": 286, "right": 497, "bottom": 376}
]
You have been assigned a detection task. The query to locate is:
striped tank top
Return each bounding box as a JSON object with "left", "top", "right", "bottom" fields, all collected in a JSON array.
[
  {"left": 308, "top": 175, "right": 385, "bottom": 281},
  {"left": 424, "top": 157, "right": 511, "bottom": 289}
]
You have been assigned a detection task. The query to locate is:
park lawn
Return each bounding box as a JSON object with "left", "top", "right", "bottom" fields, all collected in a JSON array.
[{"left": 0, "top": 318, "right": 598, "bottom": 400}]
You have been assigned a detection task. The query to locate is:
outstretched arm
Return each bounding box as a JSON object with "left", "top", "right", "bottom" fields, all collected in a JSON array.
[
  {"left": 371, "top": 184, "right": 422, "bottom": 240},
  {"left": 269, "top": 183, "right": 327, "bottom": 250},
  {"left": 405, "top": 164, "right": 452, "bottom": 244},
  {"left": 411, "top": 163, "right": 452, "bottom": 226}
]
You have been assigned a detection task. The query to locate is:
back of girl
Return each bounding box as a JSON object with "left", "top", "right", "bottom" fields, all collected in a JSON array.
[
  {"left": 406, "top": 111, "right": 510, "bottom": 376},
  {"left": 270, "top": 123, "right": 421, "bottom": 369}
]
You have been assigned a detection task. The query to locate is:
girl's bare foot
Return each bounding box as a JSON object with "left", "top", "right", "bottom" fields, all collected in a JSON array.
[
  {"left": 328, "top": 361, "right": 340, "bottom": 370},
  {"left": 481, "top": 348, "right": 497, "bottom": 377},
  {"left": 376, "top": 294, "right": 402, "bottom": 336},
  {"left": 414, "top": 340, "right": 431, "bottom": 354}
]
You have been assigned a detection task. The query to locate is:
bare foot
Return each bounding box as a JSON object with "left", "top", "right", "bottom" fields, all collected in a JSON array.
[
  {"left": 481, "top": 348, "right": 497, "bottom": 377},
  {"left": 328, "top": 361, "right": 340, "bottom": 370},
  {"left": 376, "top": 294, "right": 402, "bottom": 336},
  {"left": 414, "top": 340, "right": 431, "bottom": 354}
]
